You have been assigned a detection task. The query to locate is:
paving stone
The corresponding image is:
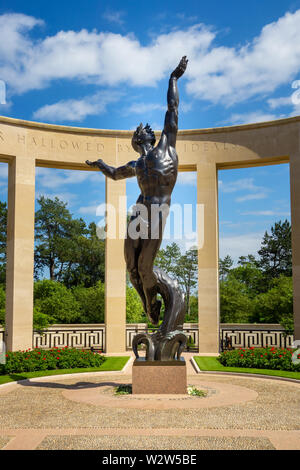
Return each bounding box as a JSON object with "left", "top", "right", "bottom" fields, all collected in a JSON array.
[
  {"left": 0, "top": 436, "right": 12, "bottom": 449},
  {"left": 36, "top": 435, "right": 276, "bottom": 450}
]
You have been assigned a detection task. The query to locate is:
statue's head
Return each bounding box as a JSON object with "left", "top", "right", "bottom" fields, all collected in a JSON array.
[{"left": 132, "top": 123, "right": 156, "bottom": 154}]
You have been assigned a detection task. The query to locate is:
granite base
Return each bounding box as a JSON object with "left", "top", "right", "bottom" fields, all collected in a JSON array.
[{"left": 132, "top": 358, "right": 187, "bottom": 394}]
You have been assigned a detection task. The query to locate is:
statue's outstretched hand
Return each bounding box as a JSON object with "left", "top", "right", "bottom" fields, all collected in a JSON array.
[
  {"left": 171, "top": 56, "right": 188, "bottom": 79},
  {"left": 86, "top": 159, "right": 104, "bottom": 169}
]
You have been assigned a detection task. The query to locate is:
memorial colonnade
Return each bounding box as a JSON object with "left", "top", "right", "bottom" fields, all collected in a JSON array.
[{"left": 0, "top": 115, "right": 299, "bottom": 353}]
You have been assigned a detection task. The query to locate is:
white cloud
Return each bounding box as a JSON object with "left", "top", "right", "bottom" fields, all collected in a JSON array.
[
  {"left": 148, "top": 122, "right": 163, "bottom": 131},
  {"left": 36, "top": 167, "right": 104, "bottom": 189},
  {"left": 267, "top": 88, "right": 300, "bottom": 117},
  {"left": 35, "top": 190, "right": 77, "bottom": 207},
  {"left": 78, "top": 204, "right": 100, "bottom": 215},
  {"left": 219, "top": 177, "right": 264, "bottom": 193},
  {"left": 0, "top": 163, "right": 8, "bottom": 179},
  {"left": 176, "top": 172, "right": 197, "bottom": 185},
  {"left": 33, "top": 91, "right": 121, "bottom": 122},
  {"left": 235, "top": 192, "right": 268, "bottom": 203},
  {"left": 241, "top": 210, "right": 291, "bottom": 217},
  {"left": 2, "top": 10, "right": 300, "bottom": 110},
  {"left": 186, "top": 10, "right": 300, "bottom": 105},
  {"left": 0, "top": 101, "right": 13, "bottom": 111},
  {"left": 267, "top": 96, "right": 293, "bottom": 109},
  {"left": 0, "top": 16, "right": 213, "bottom": 94},
  {"left": 161, "top": 232, "right": 198, "bottom": 253},
  {"left": 0, "top": 13, "right": 43, "bottom": 62},
  {"left": 180, "top": 101, "right": 193, "bottom": 113},
  {"left": 220, "top": 220, "right": 256, "bottom": 229},
  {"left": 125, "top": 102, "right": 165, "bottom": 116},
  {"left": 176, "top": 13, "right": 199, "bottom": 23},
  {"left": 223, "top": 111, "right": 280, "bottom": 126},
  {"left": 102, "top": 10, "right": 126, "bottom": 26},
  {"left": 219, "top": 232, "right": 263, "bottom": 263}
]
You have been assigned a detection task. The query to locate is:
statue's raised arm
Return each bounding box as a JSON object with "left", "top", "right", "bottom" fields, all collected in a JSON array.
[{"left": 159, "top": 56, "right": 188, "bottom": 149}]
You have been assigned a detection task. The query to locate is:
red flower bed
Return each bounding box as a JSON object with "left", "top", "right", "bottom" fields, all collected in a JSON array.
[
  {"left": 0, "top": 347, "right": 105, "bottom": 374},
  {"left": 219, "top": 346, "right": 300, "bottom": 371}
]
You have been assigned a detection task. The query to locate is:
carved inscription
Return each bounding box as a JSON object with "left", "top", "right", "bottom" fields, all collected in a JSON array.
[
  {"left": 117, "top": 140, "right": 239, "bottom": 153},
  {"left": 177, "top": 142, "right": 237, "bottom": 152},
  {"left": 15, "top": 134, "right": 105, "bottom": 152},
  {"left": 0, "top": 127, "right": 280, "bottom": 156}
]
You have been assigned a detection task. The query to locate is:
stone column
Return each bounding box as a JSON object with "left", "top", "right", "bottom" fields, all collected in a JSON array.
[
  {"left": 105, "top": 177, "right": 127, "bottom": 353},
  {"left": 197, "top": 162, "right": 220, "bottom": 354},
  {"left": 290, "top": 154, "right": 300, "bottom": 341},
  {"left": 5, "top": 156, "right": 35, "bottom": 351}
]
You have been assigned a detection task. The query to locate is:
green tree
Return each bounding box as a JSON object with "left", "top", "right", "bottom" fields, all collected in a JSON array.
[
  {"left": 186, "top": 295, "right": 198, "bottom": 322},
  {"left": 174, "top": 248, "right": 198, "bottom": 316},
  {"left": 238, "top": 254, "right": 259, "bottom": 267},
  {"left": 252, "top": 276, "right": 293, "bottom": 326},
  {"left": 33, "top": 305, "right": 52, "bottom": 331},
  {"left": 155, "top": 243, "right": 181, "bottom": 275},
  {"left": 126, "top": 286, "right": 146, "bottom": 323},
  {"left": 155, "top": 243, "right": 198, "bottom": 318},
  {"left": 72, "top": 281, "right": 105, "bottom": 323},
  {"left": 34, "top": 196, "right": 87, "bottom": 281},
  {"left": 228, "top": 262, "right": 265, "bottom": 296},
  {"left": 258, "top": 220, "right": 292, "bottom": 281},
  {"left": 34, "top": 280, "right": 81, "bottom": 324},
  {"left": 220, "top": 277, "right": 255, "bottom": 323},
  {"left": 62, "top": 222, "right": 105, "bottom": 288},
  {"left": 219, "top": 255, "right": 233, "bottom": 281}
]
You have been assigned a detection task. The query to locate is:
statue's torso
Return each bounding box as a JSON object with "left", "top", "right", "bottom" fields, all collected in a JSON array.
[{"left": 135, "top": 145, "right": 178, "bottom": 205}]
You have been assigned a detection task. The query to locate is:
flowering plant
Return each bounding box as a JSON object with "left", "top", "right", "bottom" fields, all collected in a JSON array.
[
  {"left": 0, "top": 347, "right": 105, "bottom": 374},
  {"left": 219, "top": 346, "right": 300, "bottom": 371}
]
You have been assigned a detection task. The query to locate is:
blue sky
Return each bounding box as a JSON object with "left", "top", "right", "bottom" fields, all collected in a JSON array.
[{"left": 0, "top": 0, "right": 297, "bottom": 261}]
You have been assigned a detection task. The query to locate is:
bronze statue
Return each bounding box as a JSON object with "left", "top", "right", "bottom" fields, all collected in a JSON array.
[{"left": 86, "top": 56, "right": 188, "bottom": 361}]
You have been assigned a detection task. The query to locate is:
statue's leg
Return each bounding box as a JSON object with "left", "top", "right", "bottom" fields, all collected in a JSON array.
[
  {"left": 137, "top": 209, "right": 167, "bottom": 325},
  {"left": 124, "top": 231, "right": 147, "bottom": 312},
  {"left": 137, "top": 236, "right": 162, "bottom": 325}
]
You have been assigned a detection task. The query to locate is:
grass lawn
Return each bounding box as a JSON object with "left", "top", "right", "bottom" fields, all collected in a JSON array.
[
  {"left": 194, "top": 356, "right": 300, "bottom": 381},
  {"left": 0, "top": 356, "right": 130, "bottom": 385}
]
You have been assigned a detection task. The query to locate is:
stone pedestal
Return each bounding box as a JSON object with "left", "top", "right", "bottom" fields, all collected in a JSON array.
[{"left": 132, "top": 358, "right": 187, "bottom": 394}]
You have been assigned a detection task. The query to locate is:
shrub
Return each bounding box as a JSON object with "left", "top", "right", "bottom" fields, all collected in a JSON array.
[
  {"left": 34, "top": 280, "right": 81, "bottom": 324},
  {"left": 220, "top": 277, "right": 255, "bottom": 323},
  {"left": 252, "top": 276, "right": 293, "bottom": 324},
  {"left": 33, "top": 305, "right": 51, "bottom": 331},
  {"left": 0, "top": 347, "right": 105, "bottom": 374},
  {"left": 126, "top": 287, "right": 146, "bottom": 323},
  {"left": 187, "top": 335, "right": 195, "bottom": 349},
  {"left": 72, "top": 281, "right": 105, "bottom": 323},
  {"left": 218, "top": 346, "right": 300, "bottom": 372}
]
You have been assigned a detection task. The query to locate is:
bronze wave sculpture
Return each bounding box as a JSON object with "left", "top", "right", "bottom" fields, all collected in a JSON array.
[{"left": 86, "top": 56, "right": 188, "bottom": 361}]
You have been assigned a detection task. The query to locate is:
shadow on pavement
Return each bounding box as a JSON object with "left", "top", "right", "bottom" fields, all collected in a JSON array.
[{"left": 12, "top": 379, "right": 129, "bottom": 390}]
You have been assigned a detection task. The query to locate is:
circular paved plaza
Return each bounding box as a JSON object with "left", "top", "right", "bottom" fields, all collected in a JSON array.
[{"left": 0, "top": 354, "right": 299, "bottom": 450}]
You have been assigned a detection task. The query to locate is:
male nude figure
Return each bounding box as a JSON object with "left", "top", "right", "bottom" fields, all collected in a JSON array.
[{"left": 86, "top": 56, "right": 188, "bottom": 326}]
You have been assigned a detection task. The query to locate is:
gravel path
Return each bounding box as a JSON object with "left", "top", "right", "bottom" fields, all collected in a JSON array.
[
  {"left": 0, "top": 437, "right": 12, "bottom": 449},
  {"left": 0, "top": 357, "right": 299, "bottom": 450},
  {"left": 36, "top": 435, "right": 276, "bottom": 450},
  {"left": 0, "top": 374, "right": 298, "bottom": 431}
]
